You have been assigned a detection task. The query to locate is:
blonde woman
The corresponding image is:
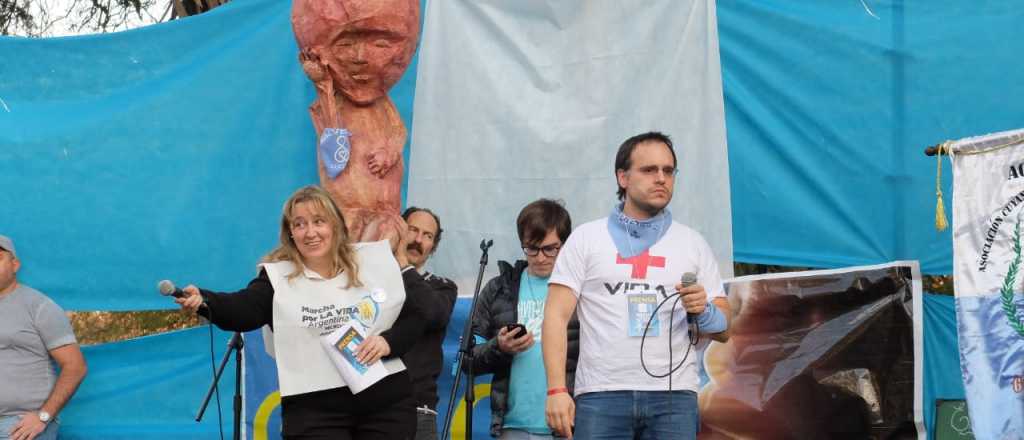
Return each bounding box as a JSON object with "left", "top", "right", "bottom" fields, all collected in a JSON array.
[{"left": 175, "top": 185, "right": 428, "bottom": 439}]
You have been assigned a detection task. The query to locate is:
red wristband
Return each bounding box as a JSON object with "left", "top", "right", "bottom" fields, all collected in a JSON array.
[{"left": 547, "top": 387, "right": 568, "bottom": 396}]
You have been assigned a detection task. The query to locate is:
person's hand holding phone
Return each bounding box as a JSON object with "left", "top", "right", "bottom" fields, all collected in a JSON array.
[{"left": 497, "top": 323, "right": 533, "bottom": 354}]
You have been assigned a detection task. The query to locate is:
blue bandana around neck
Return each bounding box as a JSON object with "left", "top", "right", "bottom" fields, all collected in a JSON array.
[{"left": 607, "top": 203, "right": 672, "bottom": 258}]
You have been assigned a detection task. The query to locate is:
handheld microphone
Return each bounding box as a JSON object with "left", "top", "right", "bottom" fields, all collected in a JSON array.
[
  {"left": 158, "top": 279, "right": 187, "bottom": 298},
  {"left": 158, "top": 280, "right": 207, "bottom": 311},
  {"left": 680, "top": 272, "right": 698, "bottom": 313},
  {"left": 639, "top": 272, "right": 701, "bottom": 380},
  {"left": 680, "top": 272, "right": 699, "bottom": 333},
  {"left": 680, "top": 272, "right": 697, "bottom": 289}
]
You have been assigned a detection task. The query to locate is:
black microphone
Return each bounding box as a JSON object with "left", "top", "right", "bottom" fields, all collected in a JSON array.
[
  {"left": 158, "top": 280, "right": 207, "bottom": 311},
  {"left": 680, "top": 272, "right": 699, "bottom": 326}
]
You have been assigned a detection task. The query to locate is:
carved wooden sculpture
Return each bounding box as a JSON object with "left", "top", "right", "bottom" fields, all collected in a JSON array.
[{"left": 292, "top": 0, "right": 420, "bottom": 244}]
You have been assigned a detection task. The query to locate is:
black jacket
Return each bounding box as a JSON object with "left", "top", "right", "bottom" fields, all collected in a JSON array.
[
  {"left": 464, "top": 260, "right": 580, "bottom": 437},
  {"left": 402, "top": 270, "right": 457, "bottom": 409}
]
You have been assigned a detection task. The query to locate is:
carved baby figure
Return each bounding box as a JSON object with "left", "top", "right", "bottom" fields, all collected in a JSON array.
[{"left": 292, "top": 0, "right": 419, "bottom": 245}]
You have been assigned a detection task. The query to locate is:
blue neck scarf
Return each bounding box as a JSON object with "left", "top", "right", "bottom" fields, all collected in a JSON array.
[{"left": 607, "top": 203, "right": 672, "bottom": 258}]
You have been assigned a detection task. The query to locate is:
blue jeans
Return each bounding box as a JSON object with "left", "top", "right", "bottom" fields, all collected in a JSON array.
[
  {"left": 0, "top": 415, "right": 59, "bottom": 440},
  {"left": 574, "top": 390, "right": 698, "bottom": 440}
]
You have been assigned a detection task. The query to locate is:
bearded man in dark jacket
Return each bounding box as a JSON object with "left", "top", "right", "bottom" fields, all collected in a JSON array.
[{"left": 465, "top": 199, "right": 580, "bottom": 439}]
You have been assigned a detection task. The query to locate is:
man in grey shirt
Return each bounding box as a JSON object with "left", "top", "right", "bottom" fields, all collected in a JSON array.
[{"left": 0, "top": 235, "right": 87, "bottom": 440}]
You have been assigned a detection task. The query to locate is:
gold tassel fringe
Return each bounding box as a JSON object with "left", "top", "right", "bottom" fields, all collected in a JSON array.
[{"left": 935, "top": 142, "right": 950, "bottom": 231}]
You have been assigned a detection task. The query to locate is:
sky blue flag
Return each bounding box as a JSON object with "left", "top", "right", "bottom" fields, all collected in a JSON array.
[
  {"left": 956, "top": 295, "right": 1023, "bottom": 438},
  {"left": 945, "top": 129, "right": 1024, "bottom": 439}
]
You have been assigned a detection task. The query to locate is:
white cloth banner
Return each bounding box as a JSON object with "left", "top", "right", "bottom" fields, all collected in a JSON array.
[
  {"left": 950, "top": 128, "right": 1024, "bottom": 440},
  {"left": 408, "top": 0, "right": 733, "bottom": 293}
]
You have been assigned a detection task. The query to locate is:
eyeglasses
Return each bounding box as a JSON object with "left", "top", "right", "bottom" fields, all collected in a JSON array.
[{"left": 522, "top": 244, "right": 561, "bottom": 257}]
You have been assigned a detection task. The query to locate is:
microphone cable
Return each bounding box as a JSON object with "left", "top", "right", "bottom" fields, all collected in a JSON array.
[
  {"left": 165, "top": 280, "right": 225, "bottom": 439},
  {"left": 638, "top": 288, "right": 700, "bottom": 395},
  {"left": 204, "top": 303, "right": 226, "bottom": 440}
]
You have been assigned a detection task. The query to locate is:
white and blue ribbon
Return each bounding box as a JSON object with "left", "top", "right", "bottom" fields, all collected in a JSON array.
[{"left": 318, "top": 127, "right": 351, "bottom": 179}]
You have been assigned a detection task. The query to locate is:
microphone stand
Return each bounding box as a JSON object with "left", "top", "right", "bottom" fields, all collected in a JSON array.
[
  {"left": 441, "top": 239, "right": 493, "bottom": 440},
  {"left": 195, "top": 331, "right": 244, "bottom": 440}
]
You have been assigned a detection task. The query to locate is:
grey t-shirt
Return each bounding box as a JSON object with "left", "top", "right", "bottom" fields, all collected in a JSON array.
[{"left": 0, "top": 284, "right": 77, "bottom": 417}]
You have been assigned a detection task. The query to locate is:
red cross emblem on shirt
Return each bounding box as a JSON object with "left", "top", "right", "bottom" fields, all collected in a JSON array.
[{"left": 616, "top": 250, "right": 666, "bottom": 279}]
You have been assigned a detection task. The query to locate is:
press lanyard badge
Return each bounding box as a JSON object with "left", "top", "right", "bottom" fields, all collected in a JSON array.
[{"left": 627, "top": 292, "right": 659, "bottom": 337}]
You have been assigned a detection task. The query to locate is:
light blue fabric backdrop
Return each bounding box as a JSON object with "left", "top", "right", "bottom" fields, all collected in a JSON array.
[
  {"left": 0, "top": 0, "right": 419, "bottom": 311},
  {"left": 5, "top": 1, "right": 1018, "bottom": 307},
  {"left": 721, "top": 1, "right": 1023, "bottom": 275},
  {"left": 3, "top": 0, "right": 1000, "bottom": 437},
  {"left": 61, "top": 326, "right": 236, "bottom": 439}
]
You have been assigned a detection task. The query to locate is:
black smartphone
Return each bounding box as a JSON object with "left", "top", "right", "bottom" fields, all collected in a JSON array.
[{"left": 504, "top": 323, "right": 527, "bottom": 338}]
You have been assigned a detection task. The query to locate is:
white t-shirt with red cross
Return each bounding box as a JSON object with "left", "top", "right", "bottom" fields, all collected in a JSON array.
[{"left": 549, "top": 218, "right": 725, "bottom": 395}]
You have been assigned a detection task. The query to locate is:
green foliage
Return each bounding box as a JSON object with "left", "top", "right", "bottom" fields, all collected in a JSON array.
[
  {"left": 999, "top": 219, "right": 1024, "bottom": 338},
  {"left": 69, "top": 310, "right": 202, "bottom": 345}
]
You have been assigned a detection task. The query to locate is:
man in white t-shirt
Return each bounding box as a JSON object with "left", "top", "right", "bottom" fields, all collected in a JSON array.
[{"left": 541, "top": 132, "right": 730, "bottom": 439}]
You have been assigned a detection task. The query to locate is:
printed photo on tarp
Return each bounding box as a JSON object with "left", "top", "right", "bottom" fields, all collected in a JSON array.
[{"left": 699, "top": 261, "right": 923, "bottom": 439}]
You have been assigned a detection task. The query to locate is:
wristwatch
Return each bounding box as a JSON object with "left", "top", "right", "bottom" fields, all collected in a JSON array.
[{"left": 37, "top": 410, "right": 51, "bottom": 423}]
